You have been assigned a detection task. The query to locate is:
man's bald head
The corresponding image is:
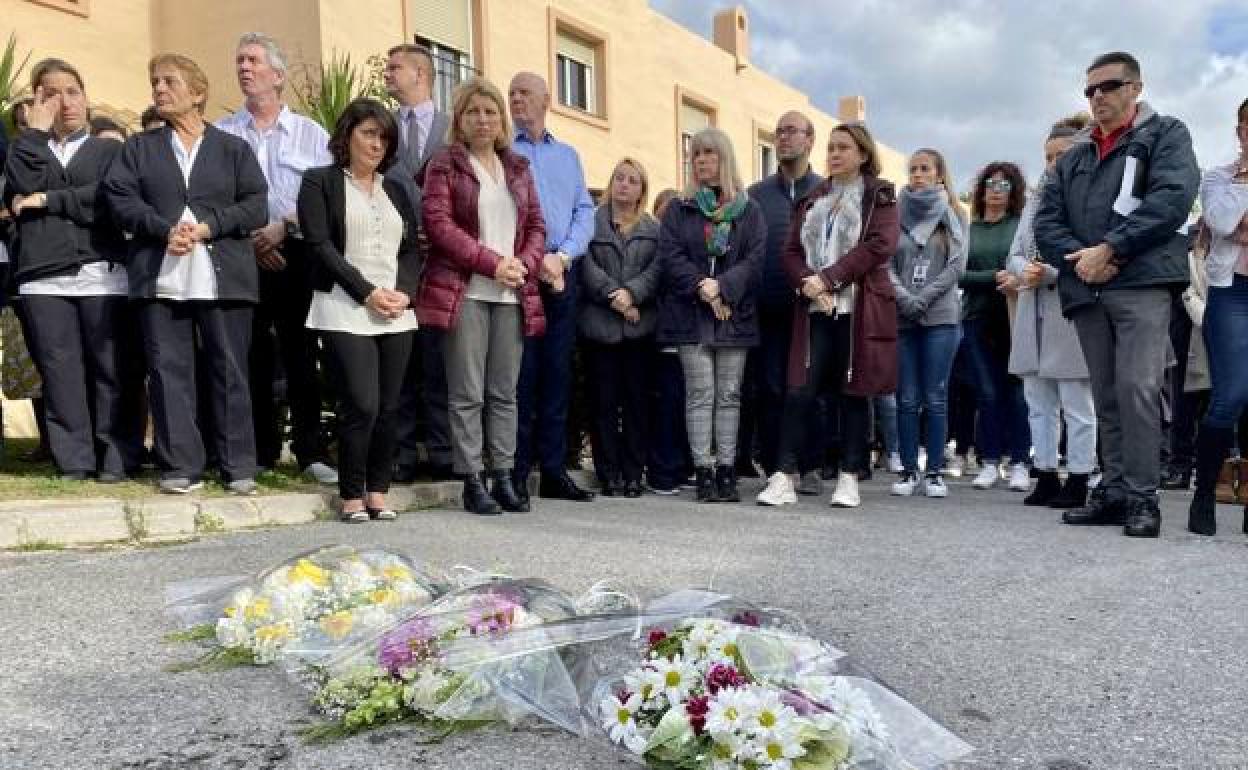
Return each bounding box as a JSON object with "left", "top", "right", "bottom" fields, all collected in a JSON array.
[{"left": 508, "top": 71, "right": 550, "bottom": 134}]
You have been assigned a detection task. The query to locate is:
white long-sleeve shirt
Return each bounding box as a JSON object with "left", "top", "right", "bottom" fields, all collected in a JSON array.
[{"left": 1199, "top": 161, "right": 1248, "bottom": 288}]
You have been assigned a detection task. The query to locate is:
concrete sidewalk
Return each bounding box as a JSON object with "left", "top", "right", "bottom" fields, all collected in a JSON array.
[{"left": 0, "top": 482, "right": 461, "bottom": 548}]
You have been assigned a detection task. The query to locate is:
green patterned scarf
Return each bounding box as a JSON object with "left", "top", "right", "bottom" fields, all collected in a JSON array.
[{"left": 694, "top": 186, "right": 749, "bottom": 259}]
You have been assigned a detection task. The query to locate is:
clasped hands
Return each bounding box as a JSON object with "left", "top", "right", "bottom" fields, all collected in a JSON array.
[
  {"left": 539, "top": 252, "right": 566, "bottom": 293},
  {"left": 699, "top": 278, "right": 732, "bottom": 322},
  {"left": 1065, "top": 243, "right": 1119, "bottom": 285},
  {"left": 493, "top": 255, "right": 528, "bottom": 290},
  {"left": 166, "top": 221, "right": 212, "bottom": 257},
  {"left": 253, "top": 221, "right": 289, "bottom": 272},
  {"left": 608, "top": 287, "right": 640, "bottom": 325},
  {"left": 800, "top": 273, "right": 838, "bottom": 315},
  {"left": 365, "top": 287, "right": 410, "bottom": 320}
]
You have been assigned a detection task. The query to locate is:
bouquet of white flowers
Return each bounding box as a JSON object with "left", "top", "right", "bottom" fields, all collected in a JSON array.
[{"left": 164, "top": 545, "right": 446, "bottom": 670}]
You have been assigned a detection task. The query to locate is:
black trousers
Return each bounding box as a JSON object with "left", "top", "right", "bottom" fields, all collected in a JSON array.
[
  {"left": 322, "top": 330, "right": 414, "bottom": 501},
  {"left": 249, "top": 242, "right": 330, "bottom": 469},
  {"left": 736, "top": 305, "right": 793, "bottom": 474},
  {"left": 21, "top": 294, "right": 142, "bottom": 476},
  {"left": 138, "top": 300, "right": 255, "bottom": 481},
  {"left": 776, "top": 313, "right": 868, "bottom": 474},
  {"left": 395, "top": 326, "right": 452, "bottom": 469},
  {"left": 584, "top": 338, "right": 651, "bottom": 483}
]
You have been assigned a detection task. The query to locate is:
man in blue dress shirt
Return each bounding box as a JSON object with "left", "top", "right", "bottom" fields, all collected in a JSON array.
[{"left": 507, "top": 72, "right": 595, "bottom": 503}]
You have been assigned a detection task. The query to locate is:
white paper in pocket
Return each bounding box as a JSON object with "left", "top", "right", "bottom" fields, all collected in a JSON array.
[{"left": 1113, "top": 156, "right": 1142, "bottom": 217}]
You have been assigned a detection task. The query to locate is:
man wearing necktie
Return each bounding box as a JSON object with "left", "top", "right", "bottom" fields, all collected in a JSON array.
[{"left": 384, "top": 43, "right": 454, "bottom": 482}]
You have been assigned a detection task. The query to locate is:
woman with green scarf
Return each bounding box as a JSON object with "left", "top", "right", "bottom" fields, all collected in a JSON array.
[{"left": 656, "top": 127, "right": 765, "bottom": 504}]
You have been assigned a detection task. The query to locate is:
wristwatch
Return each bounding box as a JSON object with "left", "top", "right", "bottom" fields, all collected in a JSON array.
[{"left": 285, "top": 219, "right": 302, "bottom": 241}]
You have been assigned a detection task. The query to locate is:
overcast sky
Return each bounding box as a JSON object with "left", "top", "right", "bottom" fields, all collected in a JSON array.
[{"left": 651, "top": 0, "right": 1247, "bottom": 190}]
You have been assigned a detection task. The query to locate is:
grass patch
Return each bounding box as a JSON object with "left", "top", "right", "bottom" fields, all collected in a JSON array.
[
  {"left": 13, "top": 539, "right": 64, "bottom": 552},
  {"left": 0, "top": 439, "right": 324, "bottom": 501}
]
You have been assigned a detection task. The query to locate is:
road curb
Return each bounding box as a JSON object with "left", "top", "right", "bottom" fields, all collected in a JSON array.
[{"left": 0, "top": 481, "right": 462, "bottom": 550}]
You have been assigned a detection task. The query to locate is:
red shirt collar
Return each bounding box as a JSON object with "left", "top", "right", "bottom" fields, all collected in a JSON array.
[{"left": 1091, "top": 105, "right": 1137, "bottom": 160}]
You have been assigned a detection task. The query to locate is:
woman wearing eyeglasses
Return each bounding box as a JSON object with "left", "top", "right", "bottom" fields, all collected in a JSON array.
[{"left": 959, "top": 162, "right": 1031, "bottom": 492}]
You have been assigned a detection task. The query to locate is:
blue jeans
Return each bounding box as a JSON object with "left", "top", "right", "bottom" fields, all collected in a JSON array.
[
  {"left": 514, "top": 273, "right": 578, "bottom": 478},
  {"left": 1202, "top": 275, "right": 1248, "bottom": 430},
  {"left": 897, "top": 324, "right": 961, "bottom": 473},
  {"left": 959, "top": 319, "right": 1030, "bottom": 464},
  {"left": 873, "top": 394, "right": 898, "bottom": 456}
]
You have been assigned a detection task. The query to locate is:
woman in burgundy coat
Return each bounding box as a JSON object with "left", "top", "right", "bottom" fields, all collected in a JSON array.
[
  {"left": 756, "top": 123, "right": 900, "bottom": 509},
  {"left": 416, "top": 76, "right": 546, "bottom": 516}
]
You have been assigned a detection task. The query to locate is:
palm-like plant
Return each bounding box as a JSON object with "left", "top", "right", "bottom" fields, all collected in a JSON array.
[
  {"left": 0, "top": 32, "right": 33, "bottom": 136},
  {"left": 292, "top": 50, "right": 395, "bottom": 133}
]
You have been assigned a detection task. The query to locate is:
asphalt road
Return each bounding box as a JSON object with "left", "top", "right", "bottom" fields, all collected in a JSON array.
[{"left": 2, "top": 475, "right": 1246, "bottom": 770}]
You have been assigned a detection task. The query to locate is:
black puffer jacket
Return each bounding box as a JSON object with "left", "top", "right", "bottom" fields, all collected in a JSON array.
[
  {"left": 1034, "top": 101, "right": 1200, "bottom": 316},
  {"left": 578, "top": 204, "right": 661, "bottom": 343}
]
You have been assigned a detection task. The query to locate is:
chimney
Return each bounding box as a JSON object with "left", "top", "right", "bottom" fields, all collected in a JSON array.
[
  {"left": 712, "top": 6, "right": 749, "bottom": 70},
  {"left": 837, "top": 95, "right": 866, "bottom": 124}
]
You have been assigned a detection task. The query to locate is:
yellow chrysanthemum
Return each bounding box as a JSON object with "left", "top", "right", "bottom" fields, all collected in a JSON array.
[
  {"left": 255, "top": 624, "right": 292, "bottom": 643},
  {"left": 223, "top": 605, "right": 238, "bottom": 618},
  {"left": 243, "top": 597, "right": 271, "bottom": 622},
  {"left": 381, "top": 565, "right": 412, "bottom": 583},
  {"left": 320, "top": 610, "right": 354, "bottom": 640},
  {"left": 370, "top": 588, "right": 398, "bottom": 607},
  {"left": 289, "top": 559, "right": 328, "bottom": 587}
]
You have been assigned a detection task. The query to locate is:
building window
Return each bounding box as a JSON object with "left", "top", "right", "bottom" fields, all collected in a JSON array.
[
  {"left": 26, "top": 0, "right": 89, "bottom": 16},
  {"left": 677, "top": 96, "right": 715, "bottom": 188},
  {"left": 554, "top": 28, "right": 603, "bottom": 117},
  {"left": 415, "top": 37, "right": 479, "bottom": 115},
  {"left": 758, "top": 141, "right": 776, "bottom": 181}
]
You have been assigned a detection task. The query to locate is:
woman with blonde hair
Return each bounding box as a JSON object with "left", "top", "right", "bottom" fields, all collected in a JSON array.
[
  {"left": 580, "top": 157, "right": 662, "bottom": 497},
  {"left": 416, "top": 76, "right": 546, "bottom": 516},
  {"left": 657, "top": 127, "right": 765, "bottom": 503},
  {"left": 887, "top": 147, "right": 967, "bottom": 499}
]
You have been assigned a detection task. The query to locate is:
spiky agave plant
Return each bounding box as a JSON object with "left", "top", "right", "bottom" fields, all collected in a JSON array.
[
  {"left": 292, "top": 50, "right": 374, "bottom": 133},
  {"left": 0, "top": 32, "right": 33, "bottom": 136}
]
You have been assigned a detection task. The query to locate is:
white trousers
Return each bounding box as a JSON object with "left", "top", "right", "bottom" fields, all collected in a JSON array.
[{"left": 1022, "top": 376, "right": 1097, "bottom": 473}]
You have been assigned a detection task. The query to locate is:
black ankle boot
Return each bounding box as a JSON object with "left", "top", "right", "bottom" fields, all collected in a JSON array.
[
  {"left": 1048, "top": 473, "right": 1089, "bottom": 509},
  {"left": 490, "top": 470, "right": 529, "bottom": 513},
  {"left": 463, "top": 473, "right": 502, "bottom": 515},
  {"left": 695, "top": 467, "right": 717, "bottom": 503},
  {"left": 1024, "top": 470, "right": 1061, "bottom": 506},
  {"left": 715, "top": 465, "right": 739, "bottom": 503},
  {"left": 1188, "top": 426, "right": 1233, "bottom": 536}
]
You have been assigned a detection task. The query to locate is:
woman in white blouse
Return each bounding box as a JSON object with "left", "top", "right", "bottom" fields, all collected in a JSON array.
[{"left": 298, "top": 99, "right": 421, "bottom": 522}]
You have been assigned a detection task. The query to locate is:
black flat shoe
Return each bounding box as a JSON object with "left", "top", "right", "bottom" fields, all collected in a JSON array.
[
  {"left": 367, "top": 507, "right": 398, "bottom": 521},
  {"left": 715, "top": 465, "right": 739, "bottom": 503},
  {"left": 695, "top": 467, "right": 717, "bottom": 503},
  {"left": 1024, "top": 471, "right": 1061, "bottom": 506},
  {"left": 463, "top": 474, "right": 502, "bottom": 515},
  {"left": 1187, "top": 493, "right": 1216, "bottom": 536},
  {"left": 490, "top": 470, "right": 529, "bottom": 513},
  {"left": 539, "top": 472, "right": 595, "bottom": 502}
]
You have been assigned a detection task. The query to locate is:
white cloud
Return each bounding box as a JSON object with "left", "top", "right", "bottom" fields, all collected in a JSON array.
[{"left": 651, "top": 0, "right": 1244, "bottom": 188}]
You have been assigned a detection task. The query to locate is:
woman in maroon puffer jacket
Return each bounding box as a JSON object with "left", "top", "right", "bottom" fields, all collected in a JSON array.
[{"left": 416, "top": 76, "right": 546, "bottom": 516}]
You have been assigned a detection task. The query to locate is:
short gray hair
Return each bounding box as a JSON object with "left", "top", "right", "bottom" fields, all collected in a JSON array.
[{"left": 237, "top": 32, "right": 288, "bottom": 80}]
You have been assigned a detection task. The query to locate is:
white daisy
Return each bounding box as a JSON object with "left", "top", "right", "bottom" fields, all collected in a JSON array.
[
  {"left": 743, "top": 688, "right": 799, "bottom": 741},
  {"left": 705, "top": 686, "right": 753, "bottom": 737},
  {"left": 600, "top": 690, "right": 648, "bottom": 753},
  {"left": 755, "top": 724, "right": 806, "bottom": 770},
  {"left": 649, "top": 654, "right": 698, "bottom": 707}
]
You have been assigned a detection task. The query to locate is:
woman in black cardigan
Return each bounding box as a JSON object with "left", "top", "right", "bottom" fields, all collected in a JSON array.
[
  {"left": 298, "top": 99, "right": 421, "bottom": 522},
  {"left": 3, "top": 58, "right": 140, "bottom": 481},
  {"left": 104, "top": 53, "right": 268, "bottom": 495}
]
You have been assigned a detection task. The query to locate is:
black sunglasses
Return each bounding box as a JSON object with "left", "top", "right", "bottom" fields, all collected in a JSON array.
[{"left": 1084, "top": 79, "right": 1134, "bottom": 99}]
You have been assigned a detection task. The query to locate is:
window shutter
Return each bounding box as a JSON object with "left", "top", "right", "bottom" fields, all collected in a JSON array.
[{"left": 409, "top": 0, "right": 472, "bottom": 52}]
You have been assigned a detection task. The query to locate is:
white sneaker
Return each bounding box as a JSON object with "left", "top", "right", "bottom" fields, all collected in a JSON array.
[
  {"left": 924, "top": 474, "right": 948, "bottom": 498},
  {"left": 1008, "top": 463, "right": 1031, "bottom": 492},
  {"left": 891, "top": 471, "right": 919, "bottom": 496},
  {"left": 945, "top": 455, "right": 964, "bottom": 478},
  {"left": 972, "top": 464, "right": 1000, "bottom": 489},
  {"left": 304, "top": 461, "right": 339, "bottom": 485},
  {"left": 829, "top": 472, "right": 860, "bottom": 508},
  {"left": 756, "top": 472, "right": 797, "bottom": 506},
  {"left": 887, "top": 452, "right": 904, "bottom": 473}
]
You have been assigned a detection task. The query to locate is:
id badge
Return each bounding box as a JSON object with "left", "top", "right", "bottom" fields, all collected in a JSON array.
[{"left": 911, "top": 257, "right": 930, "bottom": 288}]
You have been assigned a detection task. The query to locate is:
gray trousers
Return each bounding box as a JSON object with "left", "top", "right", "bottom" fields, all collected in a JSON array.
[
  {"left": 679, "top": 344, "right": 748, "bottom": 468},
  {"left": 444, "top": 299, "right": 524, "bottom": 475},
  {"left": 1071, "top": 288, "right": 1171, "bottom": 501}
]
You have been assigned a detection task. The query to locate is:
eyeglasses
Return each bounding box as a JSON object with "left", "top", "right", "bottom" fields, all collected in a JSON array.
[
  {"left": 776, "top": 126, "right": 811, "bottom": 137},
  {"left": 1084, "top": 79, "right": 1135, "bottom": 99},
  {"left": 984, "top": 179, "right": 1012, "bottom": 193}
]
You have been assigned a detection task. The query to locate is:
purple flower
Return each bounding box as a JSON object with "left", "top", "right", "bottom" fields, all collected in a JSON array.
[
  {"left": 378, "top": 616, "right": 437, "bottom": 676},
  {"left": 705, "top": 663, "right": 746, "bottom": 695},
  {"left": 647, "top": 629, "right": 668, "bottom": 648},
  {"left": 731, "top": 611, "right": 761, "bottom": 627},
  {"left": 466, "top": 593, "right": 522, "bottom": 636},
  {"left": 780, "top": 688, "right": 821, "bottom": 716},
  {"left": 685, "top": 694, "right": 710, "bottom": 735}
]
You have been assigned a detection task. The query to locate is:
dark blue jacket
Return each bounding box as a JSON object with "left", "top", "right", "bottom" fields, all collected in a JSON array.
[
  {"left": 656, "top": 194, "right": 765, "bottom": 347},
  {"left": 1034, "top": 102, "right": 1199, "bottom": 316},
  {"left": 103, "top": 124, "right": 268, "bottom": 302},
  {"left": 747, "top": 168, "right": 823, "bottom": 311}
]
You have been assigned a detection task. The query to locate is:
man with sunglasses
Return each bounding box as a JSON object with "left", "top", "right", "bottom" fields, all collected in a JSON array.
[{"left": 1034, "top": 51, "right": 1199, "bottom": 538}]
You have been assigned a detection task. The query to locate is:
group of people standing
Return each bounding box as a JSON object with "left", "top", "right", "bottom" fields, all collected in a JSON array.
[{"left": 1, "top": 39, "right": 1245, "bottom": 540}]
